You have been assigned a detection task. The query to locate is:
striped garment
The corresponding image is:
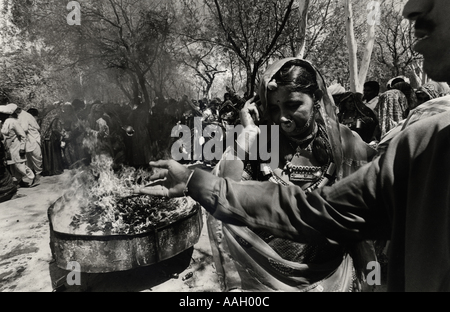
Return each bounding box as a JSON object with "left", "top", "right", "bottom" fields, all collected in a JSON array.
[{"left": 377, "top": 95, "right": 450, "bottom": 154}]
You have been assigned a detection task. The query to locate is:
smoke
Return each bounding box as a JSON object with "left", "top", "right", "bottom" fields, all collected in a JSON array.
[{"left": 51, "top": 152, "right": 196, "bottom": 236}]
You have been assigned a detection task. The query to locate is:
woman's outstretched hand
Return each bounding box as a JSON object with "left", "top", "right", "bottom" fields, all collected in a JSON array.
[
  {"left": 237, "top": 97, "right": 261, "bottom": 156},
  {"left": 133, "top": 160, "right": 193, "bottom": 198},
  {"left": 240, "top": 96, "right": 260, "bottom": 128}
]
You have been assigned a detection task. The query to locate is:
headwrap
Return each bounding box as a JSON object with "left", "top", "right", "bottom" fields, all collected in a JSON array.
[
  {"left": 417, "top": 83, "right": 440, "bottom": 100},
  {"left": 417, "top": 81, "right": 450, "bottom": 100},
  {"left": 387, "top": 76, "right": 410, "bottom": 89},
  {"left": 338, "top": 92, "right": 377, "bottom": 120},
  {"left": 0, "top": 104, "right": 18, "bottom": 115},
  {"left": 258, "top": 58, "right": 349, "bottom": 179},
  {"left": 377, "top": 89, "right": 408, "bottom": 138},
  {"left": 327, "top": 84, "right": 346, "bottom": 96}
]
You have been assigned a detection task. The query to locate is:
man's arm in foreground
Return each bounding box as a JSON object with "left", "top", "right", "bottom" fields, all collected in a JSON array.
[{"left": 187, "top": 155, "right": 391, "bottom": 246}]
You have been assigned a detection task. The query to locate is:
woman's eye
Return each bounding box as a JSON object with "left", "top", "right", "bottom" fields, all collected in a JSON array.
[
  {"left": 287, "top": 102, "right": 301, "bottom": 108},
  {"left": 268, "top": 106, "right": 279, "bottom": 112}
]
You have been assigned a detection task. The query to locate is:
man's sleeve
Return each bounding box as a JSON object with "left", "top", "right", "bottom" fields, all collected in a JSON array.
[
  {"left": 13, "top": 122, "right": 27, "bottom": 150},
  {"left": 188, "top": 156, "right": 391, "bottom": 246}
]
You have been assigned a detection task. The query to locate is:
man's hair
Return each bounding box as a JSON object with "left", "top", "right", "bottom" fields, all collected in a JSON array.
[
  {"left": 27, "top": 108, "right": 39, "bottom": 117},
  {"left": 72, "top": 99, "right": 85, "bottom": 111},
  {"left": 364, "top": 81, "right": 380, "bottom": 94}
]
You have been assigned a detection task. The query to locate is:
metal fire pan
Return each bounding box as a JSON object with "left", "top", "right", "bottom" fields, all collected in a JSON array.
[{"left": 48, "top": 197, "right": 203, "bottom": 273}]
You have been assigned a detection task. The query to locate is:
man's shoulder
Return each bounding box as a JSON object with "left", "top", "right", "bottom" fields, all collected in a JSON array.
[
  {"left": 22, "top": 111, "right": 34, "bottom": 118},
  {"left": 402, "top": 110, "right": 450, "bottom": 138}
]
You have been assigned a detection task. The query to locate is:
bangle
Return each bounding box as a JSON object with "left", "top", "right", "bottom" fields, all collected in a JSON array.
[{"left": 183, "top": 171, "right": 194, "bottom": 197}]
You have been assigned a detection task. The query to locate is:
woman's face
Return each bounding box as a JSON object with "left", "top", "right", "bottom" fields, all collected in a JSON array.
[
  {"left": 267, "top": 86, "right": 316, "bottom": 138},
  {"left": 342, "top": 98, "right": 356, "bottom": 111}
]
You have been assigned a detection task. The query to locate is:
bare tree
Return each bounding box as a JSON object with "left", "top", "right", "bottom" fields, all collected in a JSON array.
[
  {"left": 374, "top": 0, "right": 421, "bottom": 84},
  {"left": 7, "top": 0, "right": 180, "bottom": 109},
  {"left": 204, "top": 0, "right": 297, "bottom": 96},
  {"left": 182, "top": 45, "right": 227, "bottom": 98}
]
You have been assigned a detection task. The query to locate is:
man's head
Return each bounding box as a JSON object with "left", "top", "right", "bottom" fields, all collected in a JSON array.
[
  {"left": 363, "top": 81, "right": 380, "bottom": 102},
  {"left": 403, "top": 0, "right": 450, "bottom": 83}
]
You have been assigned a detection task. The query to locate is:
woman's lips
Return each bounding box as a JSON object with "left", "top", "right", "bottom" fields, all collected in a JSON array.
[{"left": 281, "top": 121, "right": 296, "bottom": 133}]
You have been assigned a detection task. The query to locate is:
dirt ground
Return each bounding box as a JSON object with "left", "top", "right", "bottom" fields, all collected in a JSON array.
[{"left": 0, "top": 170, "right": 222, "bottom": 292}]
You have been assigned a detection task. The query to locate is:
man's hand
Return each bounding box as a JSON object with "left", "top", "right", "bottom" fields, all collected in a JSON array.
[{"left": 134, "top": 160, "right": 193, "bottom": 198}]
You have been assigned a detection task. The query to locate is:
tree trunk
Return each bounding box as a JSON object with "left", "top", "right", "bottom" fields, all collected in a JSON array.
[
  {"left": 295, "top": 0, "right": 310, "bottom": 58},
  {"left": 344, "top": 0, "right": 359, "bottom": 93},
  {"left": 358, "top": 15, "right": 376, "bottom": 92},
  {"left": 126, "top": 71, "right": 141, "bottom": 107},
  {"left": 137, "top": 70, "right": 150, "bottom": 111}
]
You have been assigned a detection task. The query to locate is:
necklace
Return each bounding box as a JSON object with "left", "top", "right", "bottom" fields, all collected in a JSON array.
[
  {"left": 284, "top": 124, "right": 333, "bottom": 184},
  {"left": 287, "top": 123, "right": 318, "bottom": 149}
]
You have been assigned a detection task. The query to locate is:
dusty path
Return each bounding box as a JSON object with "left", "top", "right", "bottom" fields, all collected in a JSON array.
[{"left": 0, "top": 170, "right": 221, "bottom": 292}]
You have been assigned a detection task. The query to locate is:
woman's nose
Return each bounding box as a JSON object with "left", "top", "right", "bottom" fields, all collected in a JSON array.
[{"left": 280, "top": 115, "right": 291, "bottom": 123}]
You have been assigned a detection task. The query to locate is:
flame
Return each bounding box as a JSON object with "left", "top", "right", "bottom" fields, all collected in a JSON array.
[
  {"left": 52, "top": 153, "right": 193, "bottom": 236},
  {"left": 51, "top": 122, "right": 188, "bottom": 236}
]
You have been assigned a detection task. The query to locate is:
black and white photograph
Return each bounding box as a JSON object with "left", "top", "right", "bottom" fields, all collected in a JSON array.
[{"left": 0, "top": 0, "right": 449, "bottom": 294}]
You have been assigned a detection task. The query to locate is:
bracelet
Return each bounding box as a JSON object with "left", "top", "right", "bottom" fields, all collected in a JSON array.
[{"left": 183, "top": 171, "right": 194, "bottom": 197}]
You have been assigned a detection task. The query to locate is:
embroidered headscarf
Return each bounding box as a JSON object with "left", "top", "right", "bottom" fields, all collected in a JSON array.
[{"left": 416, "top": 81, "right": 450, "bottom": 103}]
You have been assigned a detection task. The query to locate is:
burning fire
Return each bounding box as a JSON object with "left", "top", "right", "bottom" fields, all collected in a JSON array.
[{"left": 52, "top": 154, "right": 196, "bottom": 236}]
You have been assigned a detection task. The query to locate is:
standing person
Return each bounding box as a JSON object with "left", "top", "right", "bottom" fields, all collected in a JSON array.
[
  {"left": 16, "top": 106, "right": 43, "bottom": 184},
  {"left": 126, "top": 104, "right": 152, "bottom": 168},
  {"left": 0, "top": 104, "right": 35, "bottom": 187},
  {"left": 362, "top": 81, "right": 380, "bottom": 114},
  {"left": 27, "top": 108, "right": 40, "bottom": 124},
  {"left": 59, "top": 103, "right": 86, "bottom": 168},
  {"left": 0, "top": 115, "right": 17, "bottom": 201},
  {"left": 205, "top": 58, "right": 378, "bottom": 292},
  {"left": 135, "top": 0, "right": 450, "bottom": 292},
  {"left": 391, "top": 81, "right": 419, "bottom": 116},
  {"left": 41, "top": 116, "right": 65, "bottom": 177},
  {"left": 71, "top": 99, "right": 86, "bottom": 118},
  {"left": 336, "top": 92, "right": 380, "bottom": 143},
  {"left": 376, "top": 89, "right": 408, "bottom": 138}
]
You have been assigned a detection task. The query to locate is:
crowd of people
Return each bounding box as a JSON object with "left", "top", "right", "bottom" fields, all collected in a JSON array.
[
  {"left": 0, "top": 89, "right": 246, "bottom": 203},
  {"left": 330, "top": 76, "right": 450, "bottom": 146}
]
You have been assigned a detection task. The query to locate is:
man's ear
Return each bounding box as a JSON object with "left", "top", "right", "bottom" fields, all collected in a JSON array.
[{"left": 314, "top": 89, "right": 324, "bottom": 101}]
